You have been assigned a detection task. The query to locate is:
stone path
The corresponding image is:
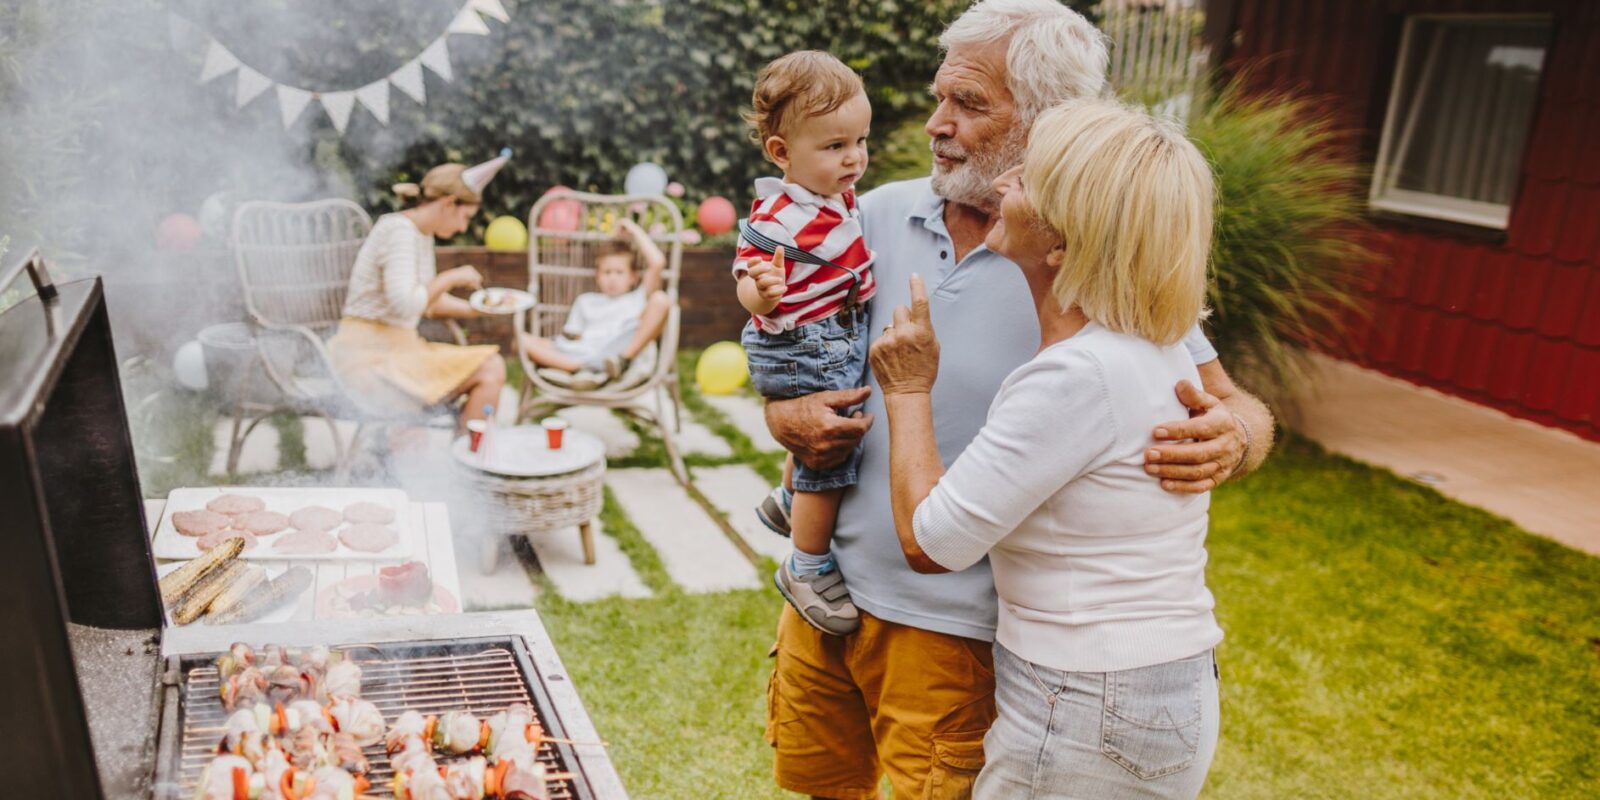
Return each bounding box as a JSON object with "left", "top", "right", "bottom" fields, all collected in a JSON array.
[
  {"left": 693, "top": 464, "right": 790, "bottom": 562},
  {"left": 520, "top": 520, "right": 652, "bottom": 603},
  {"left": 605, "top": 468, "right": 762, "bottom": 593},
  {"left": 702, "top": 393, "right": 783, "bottom": 452}
]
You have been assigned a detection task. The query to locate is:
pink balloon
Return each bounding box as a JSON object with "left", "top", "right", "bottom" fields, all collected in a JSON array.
[
  {"left": 538, "top": 185, "right": 581, "bottom": 232},
  {"left": 157, "top": 213, "right": 202, "bottom": 252},
  {"left": 697, "top": 196, "right": 737, "bottom": 236}
]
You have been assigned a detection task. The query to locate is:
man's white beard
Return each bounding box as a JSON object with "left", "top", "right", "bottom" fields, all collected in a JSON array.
[{"left": 929, "top": 125, "right": 1028, "bottom": 214}]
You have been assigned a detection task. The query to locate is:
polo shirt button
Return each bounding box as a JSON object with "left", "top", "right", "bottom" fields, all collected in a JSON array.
[{"left": 940, "top": 250, "right": 949, "bottom": 259}]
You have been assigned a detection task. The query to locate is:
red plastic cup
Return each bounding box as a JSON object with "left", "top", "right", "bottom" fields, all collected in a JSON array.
[
  {"left": 466, "top": 419, "right": 487, "bottom": 452},
  {"left": 541, "top": 417, "right": 569, "bottom": 449}
]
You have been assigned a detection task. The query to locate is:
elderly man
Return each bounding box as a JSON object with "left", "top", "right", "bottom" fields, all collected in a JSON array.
[{"left": 755, "top": 1, "right": 1276, "bottom": 798}]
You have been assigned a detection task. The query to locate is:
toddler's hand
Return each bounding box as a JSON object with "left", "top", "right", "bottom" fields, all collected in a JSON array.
[
  {"left": 448, "top": 266, "right": 484, "bottom": 290},
  {"left": 746, "top": 246, "right": 787, "bottom": 303}
]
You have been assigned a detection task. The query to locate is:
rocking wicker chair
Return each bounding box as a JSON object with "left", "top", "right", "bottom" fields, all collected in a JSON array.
[
  {"left": 517, "top": 190, "right": 687, "bottom": 482},
  {"left": 229, "top": 199, "right": 464, "bottom": 479}
]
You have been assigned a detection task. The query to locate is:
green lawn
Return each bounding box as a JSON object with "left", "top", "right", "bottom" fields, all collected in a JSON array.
[{"left": 534, "top": 364, "right": 1600, "bottom": 798}]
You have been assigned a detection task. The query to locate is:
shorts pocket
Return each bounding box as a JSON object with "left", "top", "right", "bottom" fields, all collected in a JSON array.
[
  {"left": 763, "top": 641, "right": 780, "bottom": 747},
  {"left": 1100, "top": 655, "right": 1206, "bottom": 781},
  {"left": 745, "top": 349, "right": 801, "bottom": 398},
  {"left": 922, "top": 730, "right": 986, "bottom": 800}
]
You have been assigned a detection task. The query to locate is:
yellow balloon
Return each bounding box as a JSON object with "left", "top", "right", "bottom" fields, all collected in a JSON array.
[
  {"left": 696, "top": 341, "right": 749, "bottom": 395},
  {"left": 485, "top": 216, "right": 528, "bottom": 252}
]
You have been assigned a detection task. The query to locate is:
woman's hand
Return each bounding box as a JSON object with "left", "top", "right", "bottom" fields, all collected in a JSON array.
[
  {"left": 869, "top": 274, "right": 939, "bottom": 396},
  {"left": 443, "top": 265, "right": 484, "bottom": 291}
]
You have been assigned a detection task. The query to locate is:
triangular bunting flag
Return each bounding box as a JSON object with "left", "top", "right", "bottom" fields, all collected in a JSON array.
[
  {"left": 390, "top": 59, "right": 426, "bottom": 104},
  {"left": 447, "top": 5, "right": 491, "bottom": 35},
  {"left": 355, "top": 80, "right": 390, "bottom": 125},
  {"left": 420, "top": 37, "right": 452, "bottom": 82},
  {"left": 276, "top": 85, "right": 314, "bottom": 129},
  {"left": 321, "top": 91, "right": 357, "bottom": 133},
  {"left": 200, "top": 40, "right": 241, "bottom": 83},
  {"left": 236, "top": 65, "right": 273, "bottom": 108},
  {"left": 468, "top": 0, "right": 511, "bottom": 23}
]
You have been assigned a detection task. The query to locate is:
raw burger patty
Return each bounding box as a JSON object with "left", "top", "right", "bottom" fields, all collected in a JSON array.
[
  {"left": 239, "top": 510, "right": 290, "bottom": 536},
  {"left": 172, "top": 509, "right": 231, "bottom": 537},
  {"left": 340, "top": 523, "right": 399, "bottom": 553},
  {"left": 343, "top": 501, "right": 395, "bottom": 524},
  {"left": 289, "top": 506, "right": 343, "bottom": 532},
  {"left": 273, "top": 529, "right": 338, "bottom": 555},
  {"left": 207, "top": 494, "right": 265, "bottom": 516},
  {"left": 197, "top": 529, "right": 258, "bottom": 552}
]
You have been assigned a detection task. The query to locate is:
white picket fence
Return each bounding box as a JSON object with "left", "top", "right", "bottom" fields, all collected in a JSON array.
[{"left": 1098, "top": 0, "right": 1208, "bottom": 118}]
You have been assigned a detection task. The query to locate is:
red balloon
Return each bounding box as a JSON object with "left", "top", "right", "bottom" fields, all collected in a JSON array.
[
  {"left": 157, "top": 213, "right": 202, "bottom": 252},
  {"left": 697, "top": 196, "right": 737, "bottom": 236},
  {"left": 537, "top": 185, "right": 581, "bottom": 232}
]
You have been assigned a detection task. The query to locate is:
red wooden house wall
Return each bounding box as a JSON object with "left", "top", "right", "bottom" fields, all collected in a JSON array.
[{"left": 1221, "top": 0, "right": 1600, "bottom": 441}]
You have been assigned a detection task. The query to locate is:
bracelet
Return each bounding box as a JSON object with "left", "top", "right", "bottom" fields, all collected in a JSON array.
[{"left": 1229, "top": 413, "right": 1253, "bottom": 478}]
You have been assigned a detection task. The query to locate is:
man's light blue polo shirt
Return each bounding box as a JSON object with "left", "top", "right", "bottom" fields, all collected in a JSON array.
[{"left": 833, "top": 177, "right": 1218, "bottom": 641}]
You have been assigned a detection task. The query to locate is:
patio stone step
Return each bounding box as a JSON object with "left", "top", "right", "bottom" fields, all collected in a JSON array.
[
  {"left": 523, "top": 520, "right": 652, "bottom": 602},
  {"left": 691, "top": 464, "right": 791, "bottom": 562},
  {"left": 554, "top": 406, "right": 641, "bottom": 457},
  {"left": 605, "top": 468, "right": 762, "bottom": 593},
  {"left": 702, "top": 392, "right": 782, "bottom": 452},
  {"left": 455, "top": 533, "right": 541, "bottom": 610}
]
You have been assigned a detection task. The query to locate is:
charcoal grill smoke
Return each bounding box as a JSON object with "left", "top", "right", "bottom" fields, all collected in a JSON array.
[{"left": 1, "top": 0, "right": 509, "bottom": 547}]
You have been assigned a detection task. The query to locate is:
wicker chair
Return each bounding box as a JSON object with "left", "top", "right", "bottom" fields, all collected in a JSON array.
[
  {"left": 516, "top": 191, "right": 687, "bottom": 482},
  {"left": 229, "top": 199, "right": 464, "bottom": 479}
]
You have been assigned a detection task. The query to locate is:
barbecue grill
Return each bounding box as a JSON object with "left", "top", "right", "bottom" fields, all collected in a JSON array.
[{"left": 0, "top": 250, "right": 626, "bottom": 798}]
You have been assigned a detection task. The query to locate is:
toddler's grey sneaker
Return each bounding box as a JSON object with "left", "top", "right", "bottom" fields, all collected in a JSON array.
[
  {"left": 775, "top": 558, "right": 860, "bottom": 636},
  {"left": 756, "top": 486, "right": 792, "bottom": 537}
]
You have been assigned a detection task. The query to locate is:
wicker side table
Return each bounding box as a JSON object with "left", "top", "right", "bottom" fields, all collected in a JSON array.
[{"left": 453, "top": 434, "right": 606, "bottom": 573}]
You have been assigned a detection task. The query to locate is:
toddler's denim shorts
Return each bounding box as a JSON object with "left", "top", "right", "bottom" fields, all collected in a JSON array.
[{"left": 740, "top": 308, "right": 868, "bottom": 492}]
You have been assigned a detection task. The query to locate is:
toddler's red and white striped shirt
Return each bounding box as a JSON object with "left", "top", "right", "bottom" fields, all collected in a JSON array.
[{"left": 732, "top": 177, "right": 877, "bottom": 334}]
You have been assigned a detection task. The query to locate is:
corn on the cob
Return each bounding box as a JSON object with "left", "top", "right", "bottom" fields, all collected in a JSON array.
[
  {"left": 158, "top": 536, "right": 244, "bottom": 606},
  {"left": 204, "top": 565, "right": 268, "bottom": 620},
  {"left": 174, "top": 561, "right": 249, "bottom": 624}
]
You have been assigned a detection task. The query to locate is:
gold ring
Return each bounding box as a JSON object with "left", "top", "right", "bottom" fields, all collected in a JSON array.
[{"left": 882, "top": 324, "right": 894, "bottom": 334}]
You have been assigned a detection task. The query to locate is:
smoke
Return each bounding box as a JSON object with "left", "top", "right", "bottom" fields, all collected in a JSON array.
[{"left": 0, "top": 1, "right": 510, "bottom": 528}]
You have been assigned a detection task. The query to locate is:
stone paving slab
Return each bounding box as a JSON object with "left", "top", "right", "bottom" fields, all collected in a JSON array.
[
  {"left": 605, "top": 468, "right": 761, "bottom": 593},
  {"left": 525, "top": 521, "right": 653, "bottom": 603},
  {"left": 209, "top": 418, "right": 281, "bottom": 476},
  {"left": 703, "top": 393, "right": 782, "bottom": 452},
  {"left": 455, "top": 534, "right": 541, "bottom": 610},
  {"left": 556, "top": 406, "right": 641, "bottom": 457},
  {"left": 692, "top": 464, "right": 791, "bottom": 562},
  {"left": 1291, "top": 353, "right": 1600, "bottom": 555}
]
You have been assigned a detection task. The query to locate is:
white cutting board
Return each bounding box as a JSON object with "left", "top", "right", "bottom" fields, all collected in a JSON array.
[{"left": 152, "top": 486, "right": 413, "bottom": 561}]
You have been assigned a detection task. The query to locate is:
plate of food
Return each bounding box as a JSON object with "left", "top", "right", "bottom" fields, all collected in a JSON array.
[
  {"left": 156, "top": 546, "right": 312, "bottom": 626},
  {"left": 315, "top": 561, "right": 459, "bottom": 620},
  {"left": 152, "top": 487, "right": 412, "bottom": 562},
  {"left": 470, "top": 287, "right": 534, "bottom": 315}
]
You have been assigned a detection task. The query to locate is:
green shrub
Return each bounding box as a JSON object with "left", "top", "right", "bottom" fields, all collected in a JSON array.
[{"left": 1186, "top": 77, "right": 1372, "bottom": 402}]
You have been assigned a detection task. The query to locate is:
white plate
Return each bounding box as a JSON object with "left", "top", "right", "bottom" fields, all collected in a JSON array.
[
  {"left": 157, "top": 562, "right": 302, "bottom": 626},
  {"left": 151, "top": 487, "right": 413, "bottom": 562},
  {"left": 451, "top": 427, "right": 605, "bottom": 477},
  {"left": 469, "top": 287, "right": 534, "bottom": 315}
]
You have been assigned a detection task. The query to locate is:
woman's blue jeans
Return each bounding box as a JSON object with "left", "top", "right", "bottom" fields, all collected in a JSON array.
[{"left": 974, "top": 642, "right": 1220, "bottom": 800}]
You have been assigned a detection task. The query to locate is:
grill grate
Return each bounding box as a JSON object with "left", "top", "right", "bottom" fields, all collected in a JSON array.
[{"left": 174, "top": 641, "right": 589, "bottom": 799}]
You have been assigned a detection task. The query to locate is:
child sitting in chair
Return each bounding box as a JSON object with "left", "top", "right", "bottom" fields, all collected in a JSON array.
[
  {"left": 520, "top": 217, "right": 671, "bottom": 391},
  {"left": 734, "top": 51, "right": 875, "bottom": 636}
]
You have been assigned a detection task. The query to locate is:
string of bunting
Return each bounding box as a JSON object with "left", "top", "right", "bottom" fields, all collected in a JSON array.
[{"left": 184, "top": 0, "right": 509, "bottom": 133}]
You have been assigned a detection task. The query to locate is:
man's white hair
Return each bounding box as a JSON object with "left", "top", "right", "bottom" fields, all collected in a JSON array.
[{"left": 940, "top": 0, "right": 1110, "bottom": 123}]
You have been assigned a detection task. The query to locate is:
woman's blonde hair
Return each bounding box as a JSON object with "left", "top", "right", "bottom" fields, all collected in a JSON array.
[
  {"left": 1024, "top": 99, "right": 1213, "bottom": 346},
  {"left": 392, "top": 163, "right": 481, "bottom": 207}
]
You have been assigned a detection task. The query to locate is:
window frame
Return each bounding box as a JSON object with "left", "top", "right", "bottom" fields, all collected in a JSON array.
[{"left": 1368, "top": 13, "right": 1553, "bottom": 230}]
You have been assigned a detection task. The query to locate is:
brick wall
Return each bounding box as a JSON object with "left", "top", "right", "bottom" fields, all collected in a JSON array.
[{"left": 435, "top": 246, "right": 745, "bottom": 353}]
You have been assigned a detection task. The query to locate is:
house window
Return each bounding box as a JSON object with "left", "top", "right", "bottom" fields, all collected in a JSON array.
[{"left": 1370, "top": 16, "right": 1553, "bottom": 229}]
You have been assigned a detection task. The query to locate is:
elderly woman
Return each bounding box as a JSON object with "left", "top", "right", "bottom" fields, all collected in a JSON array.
[
  {"left": 329, "top": 161, "right": 506, "bottom": 430},
  {"left": 870, "top": 99, "right": 1222, "bottom": 799}
]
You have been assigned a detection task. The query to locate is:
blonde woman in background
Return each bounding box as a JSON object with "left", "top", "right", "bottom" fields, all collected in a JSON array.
[
  {"left": 871, "top": 99, "right": 1222, "bottom": 799},
  {"left": 330, "top": 160, "right": 507, "bottom": 431}
]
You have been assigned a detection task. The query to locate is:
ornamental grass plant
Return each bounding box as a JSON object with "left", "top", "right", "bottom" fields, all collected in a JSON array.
[{"left": 1185, "top": 76, "right": 1373, "bottom": 403}]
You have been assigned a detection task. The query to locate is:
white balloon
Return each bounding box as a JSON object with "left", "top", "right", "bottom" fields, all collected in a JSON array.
[
  {"left": 173, "top": 340, "right": 209, "bottom": 391},
  {"left": 623, "top": 162, "right": 669, "bottom": 197}
]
